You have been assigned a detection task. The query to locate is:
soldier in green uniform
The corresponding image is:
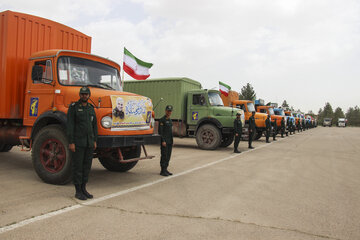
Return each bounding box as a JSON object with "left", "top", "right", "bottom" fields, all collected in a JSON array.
[
  {"left": 67, "top": 86, "right": 98, "bottom": 200},
  {"left": 297, "top": 119, "right": 301, "bottom": 132},
  {"left": 265, "top": 114, "right": 271, "bottom": 143},
  {"left": 287, "top": 117, "right": 292, "bottom": 135},
  {"left": 281, "top": 117, "right": 285, "bottom": 138},
  {"left": 158, "top": 105, "right": 174, "bottom": 176},
  {"left": 302, "top": 119, "right": 306, "bottom": 131},
  {"left": 273, "top": 118, "right": 277, "bottom": 141},
  {"left": 248, "top": 111, "right": 256, "bottom": 149},
  {"left": 233, "top": 112, "right": 242, "bottom": 153}
]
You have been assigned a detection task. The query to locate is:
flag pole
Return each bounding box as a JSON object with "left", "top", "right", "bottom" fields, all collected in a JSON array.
[{"left": 122, "top": 47, "right": 125, "bottom": 90}]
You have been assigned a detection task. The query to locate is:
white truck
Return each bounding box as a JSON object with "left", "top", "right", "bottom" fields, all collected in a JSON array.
[{"left": 337, "top": 118, "right": 346, "bottom": 127}]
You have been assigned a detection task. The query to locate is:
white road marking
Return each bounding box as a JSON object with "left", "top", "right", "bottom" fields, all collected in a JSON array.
[{"left": 0, "top": 137, "right": 286, "bottom": 234}]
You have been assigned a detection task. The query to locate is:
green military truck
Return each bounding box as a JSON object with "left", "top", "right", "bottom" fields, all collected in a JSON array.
[{"left": 124, "top": 78, "right": 245, "bottom": 150}]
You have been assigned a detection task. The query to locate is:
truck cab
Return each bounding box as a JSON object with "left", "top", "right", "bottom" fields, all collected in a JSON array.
[
  {"left": 187, "top": 89, "right": 245, "bottom": 149},
  {"left": 273, "top": 107, "right": 288, "bottom": 135},
  {"left": 337, "top": 118, "right": 346, "bottom": 127},
  {"left": 323, "top": 118, "right": 332, "bottom": 127}
]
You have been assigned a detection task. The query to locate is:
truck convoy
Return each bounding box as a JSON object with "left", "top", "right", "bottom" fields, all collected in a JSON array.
[
  {"left": 124, "top": 78, "right": 245, "bottom": 150},
  {"left": 0, "top": 11, "right": 159, "bottom": 184},
  {"left": 255, "top": 100, "right": 285, "bottom": 135},
  {"left": 220, "top": 90, "right": 267, "bottom": 140}
]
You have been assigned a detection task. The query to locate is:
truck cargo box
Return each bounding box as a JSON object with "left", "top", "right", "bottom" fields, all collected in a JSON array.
[
  {"left": 0, "top": 10, "right": 91, "bottom": 119},
  {"left": 124, "top": 78, "right": 201, "bottom": 120}
]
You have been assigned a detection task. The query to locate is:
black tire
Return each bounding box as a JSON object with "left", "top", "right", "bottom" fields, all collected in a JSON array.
[
  {"left": 0, "top": 144, "right": 13, "bottom": 152},
  {"left": 196, "top": 124, "right": 221, "bottom": 150},
  {"left": 99, "top": 146, "right": 140, "bottom": 172},
  {"left": 254, "top": 130, "right": 262, "bottom": 140},
  {"left": 220, "top": 133, "right": 234, "bottom": 147},
  {"left": 32, "top": 125, "right": 72, "bottom": 185}
]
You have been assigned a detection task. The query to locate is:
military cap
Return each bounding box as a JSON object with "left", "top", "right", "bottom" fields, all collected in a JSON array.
[
  {"left": 165, "top": 105, "right": 173, "bottom": 111},
  {"left": 236, "top": 112, "right": 241, "bottom": 116},
  {"left": 79, "top": 86, "right": 91, "bottom": 96}
]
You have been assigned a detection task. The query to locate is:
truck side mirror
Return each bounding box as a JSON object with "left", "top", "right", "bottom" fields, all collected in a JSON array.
[{"left": 31, "top": 65, "right": 43, "bottom": 83}]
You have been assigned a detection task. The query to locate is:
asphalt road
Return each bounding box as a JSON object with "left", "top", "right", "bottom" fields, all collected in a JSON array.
[{"left": 0, "top": 127, "right": 359, "bottom": 240}]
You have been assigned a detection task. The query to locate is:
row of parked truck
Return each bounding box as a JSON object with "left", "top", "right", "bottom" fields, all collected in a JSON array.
[{"left": 0, "top": 10, "right": 317, "bottom": 185}]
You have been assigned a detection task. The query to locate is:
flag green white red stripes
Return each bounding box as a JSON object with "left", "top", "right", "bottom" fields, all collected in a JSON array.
[
  {"left": 219, "top": 81, "right": 231, "bottom": 96},
  {"left": 123, "top": 48, "right": 153, "bottom": 80}
]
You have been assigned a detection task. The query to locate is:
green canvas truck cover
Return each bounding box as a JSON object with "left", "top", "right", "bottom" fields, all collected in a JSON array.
[{"left": 124, "top": 77, "right": 201, "bottom": 120}]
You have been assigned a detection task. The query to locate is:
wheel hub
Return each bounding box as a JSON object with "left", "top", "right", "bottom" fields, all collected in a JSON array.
[{"left": 40, "top": 139, "right": 66, "bottom": 173}]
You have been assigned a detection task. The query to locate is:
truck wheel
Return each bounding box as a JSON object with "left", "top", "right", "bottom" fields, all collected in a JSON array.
[
  {"left": 220, "top": 133, "right": 234, "bottom": 147},
  {"left": 0, "top": 144, "right": 13, "bottom": 152},
  {"left": 99, "top": 146, "right": 140, "bottom": 172},
  {"left": 254, "top": 131, "right": 262, "bottom": 140},
  {"left": 32, "top": 125, "right": 72, "bottom": 185},
  {"left": 196, "top": 124, "right": 221, "bottom": 150}
]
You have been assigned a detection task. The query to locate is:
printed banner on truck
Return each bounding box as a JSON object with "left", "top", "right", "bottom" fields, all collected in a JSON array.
[{"left": 110, "top": 95, "right": 152, "bottom": 131}]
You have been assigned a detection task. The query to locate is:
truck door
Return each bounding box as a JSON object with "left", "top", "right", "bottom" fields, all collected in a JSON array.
[
  {"left": 23, "top": 59, "right": 55, "bottom": 126},
  {"left": 187, "top": 93, "right": 208, "bottom": 126}
]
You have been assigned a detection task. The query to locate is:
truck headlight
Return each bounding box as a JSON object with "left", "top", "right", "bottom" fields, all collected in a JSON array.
[{"left": 101, "top": 116, "right": 112, "bottom": 128}]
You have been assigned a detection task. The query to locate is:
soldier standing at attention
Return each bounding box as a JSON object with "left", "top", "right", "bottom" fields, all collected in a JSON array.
[
  {"left": 281, "top": 117, "right": 285, "bottom": 138},
  {"left": 297, "top": 119, "right": 301, "bottom": 132},
  {"left": 158, "top": 105, "right": 174, "bottom": 177},
  {"left": 67, "top": 87, "right": 97, "bottom": 201},
  {"left": 273, "top": 118, "right": 277, "bottom": 141},
  {"left": 287, "top": 117, "right": 292, "bottom": 135},
  {"left": 265, "top": 114, "right": 271, "bottom": 143},
  {"left": 248, "top": 111, "right": 256, "bottom": 149},
  {"left": 233, "top": 112, "right": 242, "bottom": 153}
]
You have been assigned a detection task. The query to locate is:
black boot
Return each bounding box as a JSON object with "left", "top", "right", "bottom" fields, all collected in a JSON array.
[
  {"left": 160, "top": 167, "right": 169, "bottom": 176},
  {"left": 81, "top": 183, "right": 93, "bottom": 199},
  {"left": 234, "top": 149, "right": 241, "bottom": 153},
  {"left": 165, "top": 168, "right": 173, "bottom": 175},
  {"left": 75, "top": 184, "right": 87, "bottom": 200}
]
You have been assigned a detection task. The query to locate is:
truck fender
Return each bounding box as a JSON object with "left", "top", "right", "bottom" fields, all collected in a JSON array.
[
  {"left": 195, "top": 118, "right": 223, "bottom": 133},
  {"left": 32, "top": 111, "right": 67, "bottom": 139}
]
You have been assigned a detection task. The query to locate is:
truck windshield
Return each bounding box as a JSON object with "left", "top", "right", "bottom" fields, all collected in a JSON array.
[
  {"left": 274, "top": 109, "right": 285, "bottom": 116},
  {"left": 247, "top": 102, "right": 255, "bottom": 112},
  {"left": 57, "top": 56, "right": 121, "bottom": 91},
  {"left": 208, "top": 92, "right": 224, "bottom": 106},
  {"left": 268, "top": 108, "right": 275, "bottom": 115}
]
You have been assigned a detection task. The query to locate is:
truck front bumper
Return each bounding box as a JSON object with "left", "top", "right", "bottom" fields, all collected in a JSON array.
[{"left": 97, "top": 134, "right": 161, "bottom": 148}]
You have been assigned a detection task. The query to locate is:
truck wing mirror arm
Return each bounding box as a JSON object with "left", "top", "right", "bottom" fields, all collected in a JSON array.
[{"left": 153, "top": 98, "right": 164, "bottom": 110}]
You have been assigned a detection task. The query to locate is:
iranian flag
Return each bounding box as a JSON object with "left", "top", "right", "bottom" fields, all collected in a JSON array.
[
  {"left": 219, "top": 81, "right": 231, "bottom": 96},
  {"left": 123, "top": 48, "right": 153, "bottom": 80}
]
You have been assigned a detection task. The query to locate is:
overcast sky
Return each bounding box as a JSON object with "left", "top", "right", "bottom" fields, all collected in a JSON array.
[{"left": 1, "top": 0, "right": 360, "bottom": 113}]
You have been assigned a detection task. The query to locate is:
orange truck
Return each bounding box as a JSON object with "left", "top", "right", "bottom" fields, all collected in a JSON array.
[
  {"left": 221, "top": 91, "right": 267, "bottom": 140},
  {"left": 255, "top": 100, "right": 285, "bottom": 135},
  {"left": 0, "top": 11, "right": 159, "bottom": 184}
]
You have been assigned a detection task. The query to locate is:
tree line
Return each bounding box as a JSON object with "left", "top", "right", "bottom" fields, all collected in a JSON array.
[
  {"left": 237, "top": 83, "right": 360, "bottom": 126},
  {"left": 318, "top": 103, "right": 360, "bottom": 126}
]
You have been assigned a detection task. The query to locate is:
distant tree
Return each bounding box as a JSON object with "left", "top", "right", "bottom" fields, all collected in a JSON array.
[
  {"left": 321, "top": 102, "right": 334, "bottom": 124},
  {"left": 333, "top": 107, "right": 345, "bottom": 125},
  {"left": 317, "top": 108, "right": 324, "bottom": 123},
  {"left": 346, "top": 106, "right": 360, "bottom": 126},
  {"left": 281, "top": 100, "right": 289, "bottom": 109},
  {"left": 239, "top": 83, "right": 256, "bottom": 100}
]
